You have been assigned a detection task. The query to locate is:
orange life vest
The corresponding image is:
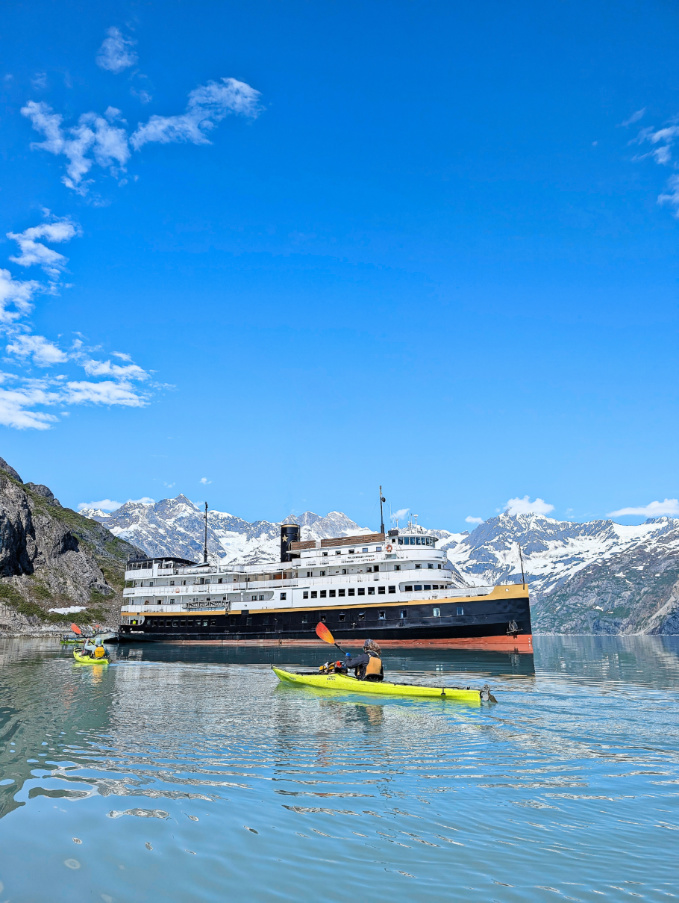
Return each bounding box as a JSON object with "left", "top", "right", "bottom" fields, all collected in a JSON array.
[{"left": 365, "top": 655, "right": 383, "bottom": 679}]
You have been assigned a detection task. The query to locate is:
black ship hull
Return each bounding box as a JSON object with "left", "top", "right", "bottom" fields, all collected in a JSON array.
[{"left": 118, "top": 589, "right": 532, "bottom": 652}]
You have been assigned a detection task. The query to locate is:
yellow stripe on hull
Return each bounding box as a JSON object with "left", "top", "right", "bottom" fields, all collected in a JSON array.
[{"left": 272, "top": 666, "right": 487, "bottom": 703}]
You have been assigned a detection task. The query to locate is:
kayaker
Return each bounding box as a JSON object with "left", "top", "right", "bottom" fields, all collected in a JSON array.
[
  {"left": 82, "top": 637, "right": 106, "bottom": 659},
  {"left": 342, "top": 639, "right": 384, "bottom": 682}
]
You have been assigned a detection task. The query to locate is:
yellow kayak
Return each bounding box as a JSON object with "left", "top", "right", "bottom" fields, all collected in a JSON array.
[
  {"left": 73, "top": 649, "right": 109, "bottom": 665},
  {"left": 272, "top": 666, "right": 494, "bottom": 703}
]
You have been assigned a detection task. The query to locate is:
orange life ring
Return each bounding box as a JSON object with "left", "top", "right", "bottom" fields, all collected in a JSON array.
[{"left": 385, "top": 544, "right": 393, "bottom": 552}]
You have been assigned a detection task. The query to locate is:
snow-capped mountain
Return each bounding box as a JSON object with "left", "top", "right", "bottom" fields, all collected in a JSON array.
[
  {"left": 80, "top": 496, "right": 369, "bottom": 566},
  {"left": 81, "top": 498, "right": 679, "bottom": 634},
  {"left": 437, "top": 513, "right": 679, "bottom": 634}
]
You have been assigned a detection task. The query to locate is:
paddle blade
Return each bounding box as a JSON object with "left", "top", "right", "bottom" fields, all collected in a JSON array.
[
  {"left": 315, "top": 622, "right": 335, "bottom": 645},
  {"left": 70, "top": 623, "right": 82, "bottom": 635}
]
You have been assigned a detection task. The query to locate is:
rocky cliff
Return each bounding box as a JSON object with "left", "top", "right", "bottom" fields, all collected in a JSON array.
[{"left": 0, "top": 458, "right": 141, "bottom": 633}]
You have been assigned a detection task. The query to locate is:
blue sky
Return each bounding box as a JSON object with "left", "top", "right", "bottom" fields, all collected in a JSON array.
[{"left": 1, "top": 0, "right": 677, "bottom": 530}]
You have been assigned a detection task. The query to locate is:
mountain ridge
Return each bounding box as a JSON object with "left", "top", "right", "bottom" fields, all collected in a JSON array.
[
  {"left": 0, "top": 458, "right": 142, "bottom": 633},
  {"left": 82, "top": 496, "right": 679, "bottom": 635}
]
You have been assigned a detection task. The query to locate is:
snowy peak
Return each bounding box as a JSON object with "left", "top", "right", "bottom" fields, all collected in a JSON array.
[
  {"left": 82, "top": 497, "right": 679, "bottom": 634},
  {"left": 85, "top": 497, "right": 369, "bottom": 566}
]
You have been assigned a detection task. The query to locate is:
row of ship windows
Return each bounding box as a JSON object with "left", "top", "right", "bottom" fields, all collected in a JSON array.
[
  {"left": 140, "top": 581, "right": 448, "bottom": 605},
  {"left": 129, "top": 605, "right": 465, "bottom": 628},
  {"left": 301, "top": 584, "right": 447, "bottom": 600},
  {"left": 132, "top": 562, "right": 445, "bottom": 589}
]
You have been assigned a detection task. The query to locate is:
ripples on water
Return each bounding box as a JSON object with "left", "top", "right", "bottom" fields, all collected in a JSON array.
[{"left": 1, "top": 637, "right": 678, "bottom": 901}]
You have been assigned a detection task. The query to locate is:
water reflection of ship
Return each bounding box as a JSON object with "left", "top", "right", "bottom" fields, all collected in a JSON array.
[{"left": 114, "top": 643, "right": 536, "bottom": 678}]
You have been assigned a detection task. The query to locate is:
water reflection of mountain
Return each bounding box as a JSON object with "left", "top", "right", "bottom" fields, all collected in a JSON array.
[
  {"left": 0, "top": 639, "right": 113, "bottom": 820},
  {"left": 534, "top": 636, "right": 679, "bottom": 689}
]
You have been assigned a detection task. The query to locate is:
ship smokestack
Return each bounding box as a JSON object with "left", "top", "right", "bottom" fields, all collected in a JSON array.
[{"left": 280, "top": 523, "right": 300, "bottom": 562}]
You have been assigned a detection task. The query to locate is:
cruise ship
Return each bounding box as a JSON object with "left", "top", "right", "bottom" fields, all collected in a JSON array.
[{"left": 117, "top": 522, "right": 532, "bottom": 651}]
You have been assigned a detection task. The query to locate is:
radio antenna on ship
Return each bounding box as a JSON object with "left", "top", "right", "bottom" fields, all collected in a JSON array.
[
  {"left": 203, "top": 502, "right": 208, "bottom": 564},
  {"left": 379, "top": 486, "right": 386, "bottom": 535}
]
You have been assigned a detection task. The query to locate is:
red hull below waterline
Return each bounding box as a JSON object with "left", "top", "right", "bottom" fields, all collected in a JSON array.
[{"left": 156, "top": 633, "right": 533, "bottom": 653}]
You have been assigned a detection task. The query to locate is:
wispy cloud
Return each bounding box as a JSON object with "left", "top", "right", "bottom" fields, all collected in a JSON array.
[
  {"left": 200, "top": 477, "right": 212, "bottom": 485},
  {"left": 78, "top": 498, "right": 123, "bottom": 512},
  {"left": 465, "top": 516, "right": 484, "bottom": 525},
  {"left": 7, "top": 214, "right": 81, "bottom": 279},
  {"left": 6, "top": 334, "right": 67, "bottom": 366},
  {"left": 22, "top": 77, "right": 261, "bottom": 195},
  {"left": 607, "top": 499, "right": 679, "bottom": 518},
  {"left": 64, "top": 379, "right": 148, "bottom": 407},
  {"left": 0, "top": 381, "right": 60, "bottom": 429},
  {"left": 0, "top": 211, "right": 153, "bottom": 427},
  {"left": 31, "top": 71, "right": 47, "bottom": 91},
  {"left": 390, "top": 508, "right": 409, "bottom": 522},
  {"left": 505, "top": 496, "right": 555, "bottom": 517},
  {"left": 81, "top": 358, "right": 149, "bottom": 380},
  {"left": 21, "top": 102, "right": 130, "bottom": 193},
  {"left": 131, "top": 78, "right": 261, "bottom": 149},
  {"left": 629, "top": 116, "right": 679, "bottom": 217},
  {"left": 621, "top": 107, "right": 646, "bottom": 127},
  {"left": 0, "top": 269, "right": 41, "bottom": 323},
  {"left": 96, "top": 27, "right": 138, "bottom": 74}
]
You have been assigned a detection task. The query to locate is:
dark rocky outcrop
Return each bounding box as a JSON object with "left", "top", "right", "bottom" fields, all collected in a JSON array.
[{"left": 0, "top": 459, "right": 142, "bottom": 633}]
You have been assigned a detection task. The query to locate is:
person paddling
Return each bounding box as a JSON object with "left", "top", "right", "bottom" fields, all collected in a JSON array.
[
  {"left": 343, "top": 639, "right": 384, "bottom": 682},
  {"left": 82, "top": 636, "right": 106, "bottom": 659}
]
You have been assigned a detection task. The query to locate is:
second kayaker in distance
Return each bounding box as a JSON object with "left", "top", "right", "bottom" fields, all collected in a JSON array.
[{"left": 341, "top": 639, "right": 384, "bottom": 682}]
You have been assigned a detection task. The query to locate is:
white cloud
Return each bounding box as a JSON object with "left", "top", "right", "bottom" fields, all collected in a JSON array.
[
  {"left": 21, "top": 101, "right": 130, "bottom": 193},
  {"left": 658, "top": 174, "right": 679, "bottom": 216},
  {"left": 78, "top": 499, "right": 123, "bottom": 512},
  {"left": 23, "top": 79, "right": 260, "bottom": 192},
  {"left": 621, "top": 108, "right": 646, "bottom": 127},
  {"left": 6, "top": 334, "right": 67, "bottom": 366},
  {"left": 0, "top": 269, "right": 41, "bottom": 322},
  {"left": 0, "top": 366, "right": 154, "bottom": 429},
  {"left": 505, "top": 496, "right": 555, "bottom": 516},
  {"left": 607, "top": 499, "right": 679, "bottom": 518},
  {"left": 82, "top": 358, "right": 149, "bottom": 380},
  {"left": 8, "top": 215, "right": 81, "bottom": 279},
  {"left": 129, "top": 496, "right": 154, "bottom": 505},
  {"left": 131, "top": 77, "right": 261, "bottom": 149},
  {"left": 200, "top": 477, "right": 212, "bottom": 485},
  {"left": 96, "top": 27, "right": 138, "bottom": 74},
  {"left": 0, "top": 384, "right": 60, "bottom": 429},
  {"left": 132, "top": 88, "right": 153, "bottom": 105},
  {"left": 390, "top": 508, "right": 409, "bottom": 522},
  {"left": 31, "top": 72, "right": 47, "bottom": 90},
  {"left": 64, "top": 379, "right": 147, "bottom": 407},
  {"left": 465, "top": 516, "right": 484, "bottom": 524},
  {"left": 631, "top": 120, "right": 679, "bottom": 215}
]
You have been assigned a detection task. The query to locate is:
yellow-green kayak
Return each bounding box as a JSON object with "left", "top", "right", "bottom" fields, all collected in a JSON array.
[
  {"left": 272, "top": 667, "right": 494, "bottom": 703},
  {"left": 73, "top": 649, "right": 109, "bottom": 665}
]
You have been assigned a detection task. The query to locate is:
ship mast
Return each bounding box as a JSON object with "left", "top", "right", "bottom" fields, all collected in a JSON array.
[
  {"left": 518, "top": 542, "right": 526, "bottom": 587},
  {"left": 379, "top": 486, "right": 386, "bottom": 535},
  {"left": 203, "top": 502, "right": 208, "bottom": 564}
]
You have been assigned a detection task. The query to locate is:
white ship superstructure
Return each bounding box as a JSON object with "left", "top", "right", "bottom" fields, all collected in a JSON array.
[{"left": 118, "top": 523, "right": 532, "bottom": 650}]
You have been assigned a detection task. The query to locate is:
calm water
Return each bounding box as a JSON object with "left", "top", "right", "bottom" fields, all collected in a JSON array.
[{"left": 1, "top": 637, "right": 678, "bottom": 902}]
